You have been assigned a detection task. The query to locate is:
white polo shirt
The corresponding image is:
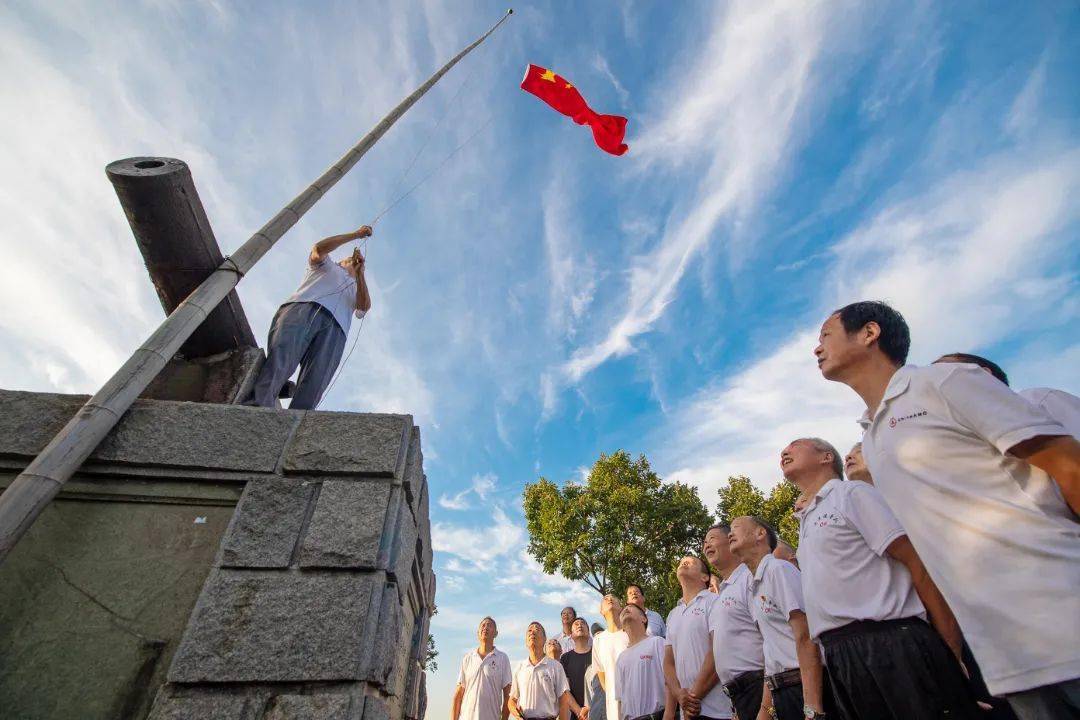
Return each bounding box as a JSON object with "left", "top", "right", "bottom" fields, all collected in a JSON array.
[
  {"left": 557, "top": 633, "right": 576, "bottom": 654},
  {"left": 592, "top": 629, "right": 630, "bottom": 720},
  {"left": 746, "top": 554, "right": 804, "bottom": 676},
  {"left": 665, "top": 590, "right": 732, "bottom": 718},
  {"left": 511, "top": 656, "right": 570, "bottom": 719},
  {"left": 644, "top": 609, "right": 667, "bottom": 638},
  {"left": 458, "top": 647, "right": 513, "bottom": 720},
  {"left": 709, "top": 564, "right": 765, "bottom": 684},
  {"left": 615, "top": 635, "right": 667, "bottom": 720},
  {"left": 860, "top": 363, "right": 1080, "bottom": 695},
  {"left": 795, "top": 478, "right": 925, "bottom": 639},
  {"left": 286, "top": 256, "right": 365, "bottom": 333},
  {"left": 1019, "top": 387, "right": 1080, "bottom": 437}
]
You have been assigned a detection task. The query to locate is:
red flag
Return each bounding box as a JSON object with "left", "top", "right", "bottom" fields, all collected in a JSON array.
[{"left": 520, "top": 64, "right": 628, "bottom": 156}]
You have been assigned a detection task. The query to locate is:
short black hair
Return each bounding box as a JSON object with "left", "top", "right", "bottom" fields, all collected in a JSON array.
[
  {"left": 626, "top": 583, "right": 643, "bottom": 596},
  {"left": 936, "top": 353, "right": 1009, "bottom": 386},
  {"left": 624, "top": 603, "right": 647, "bottom": 622},
  {"left": 707, "top": 522, "right": 731, "bottom": 535},
  {"left": 748, "top": 516, "right": 779, "bottom": 551},
  {"left": 590, "top": 622, "right": 604, "bottom": 636},
  {"left": 528, "top": 621, "right": 547, "bottom": 639},
  {"left": 833, "top": 301, "right": 910, "bottom": 366},
  {"left": 561, "top": 606, "right": 577, "bottom": 616}
]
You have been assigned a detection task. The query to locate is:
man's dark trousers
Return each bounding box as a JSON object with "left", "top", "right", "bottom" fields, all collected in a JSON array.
[
  {"left": 771, "top": 681, "right": 805, "bottom": 720},
  {"left": 725, "top": 672, "right": 763, "bottom": 720},
  {"left": 820, "top": 617, "right": 980, "bottom": 720},
  {"left": 247, "top": 302, "right": 346, "bottom": 410}
]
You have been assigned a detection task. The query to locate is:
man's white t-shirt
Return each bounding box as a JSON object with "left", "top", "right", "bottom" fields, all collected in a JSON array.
[
  {"left": 860, "top": 364, "right": 1080, "bottom": 695},
  {"left": 709, "top": 564, "right": 765, "bottom": 685},
  {"left": 665, "top": 589, "right": 732, "bottom": 718},
  {"left": 1019, "top": 387, "right": 1080, "bottom": 438},
  {"left": 795, "top": 479, "right": 925, "bottom": 639},
  {"left": 286, "top": 256, "right": 366, "bottom": 334},
  {"left": 591, "top": 629, "right": 630, "bottom": 720},
  {"left": 510, "top": 656, "right": 570, "bottom": 719},
  {"left": 746, "top": 554, "right": 804, "bottom": 676},
  {"left": 615, "top": 635, "right": 666, "bottom": 720},
  {"left": 458, "top": 647, "right": 513, "bottom": 720}
]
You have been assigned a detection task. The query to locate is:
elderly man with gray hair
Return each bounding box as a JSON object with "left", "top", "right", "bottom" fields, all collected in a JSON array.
[{"left": 780, "top": 437, "right": 979, "bottom": 719}]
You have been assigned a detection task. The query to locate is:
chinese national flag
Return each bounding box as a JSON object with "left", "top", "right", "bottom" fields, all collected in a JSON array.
[{"left": 520, "top": 64, "right": 628, "bottom": 156}]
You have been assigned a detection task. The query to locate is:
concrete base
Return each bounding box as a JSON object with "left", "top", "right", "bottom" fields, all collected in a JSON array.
[{"left": 0, "top": 390, "right": 434, "bottom": 720}]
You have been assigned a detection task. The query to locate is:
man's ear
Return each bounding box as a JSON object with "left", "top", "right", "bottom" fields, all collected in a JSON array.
[{"left": 862, "top": 321, "right": 882, "bottom": 347}]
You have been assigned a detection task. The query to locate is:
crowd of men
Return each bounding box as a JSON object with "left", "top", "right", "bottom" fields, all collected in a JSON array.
[{"left": 450, "top": 301, "right": 1080, "bottom": 720}]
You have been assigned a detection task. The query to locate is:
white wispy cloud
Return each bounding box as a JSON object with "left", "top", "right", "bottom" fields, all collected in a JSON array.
[
  {"left": 437, "top": 472, "right": 499, "bottom": 511},
  {"left": 592, "top": 51, "right": 631, "bottom": 109},
  {"left": 556, "top": 0, "right": 863, "bottom": 386}
]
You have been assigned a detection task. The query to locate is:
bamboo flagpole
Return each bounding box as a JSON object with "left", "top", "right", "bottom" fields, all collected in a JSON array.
[{"left": 0, "top": 9, "right": 512, "bottom": 565}]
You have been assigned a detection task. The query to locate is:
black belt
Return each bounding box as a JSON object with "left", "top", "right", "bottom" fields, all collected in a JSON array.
[
  {"left": 818, "top": 616, "right": 925, "bottom": 646},
  {"left": 764, "top": 668, "right": 801, "bottom": 691},
  {"left": 722, "top": 669, "right": 764, "bottom": 698},
  {"left": 629, "top": 710, "right": 665, "bottom": 720}
]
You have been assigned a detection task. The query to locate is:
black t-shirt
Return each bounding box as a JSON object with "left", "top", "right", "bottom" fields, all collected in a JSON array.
[{"left": 561, "top": 648, "right": 592, "bottom": 709}]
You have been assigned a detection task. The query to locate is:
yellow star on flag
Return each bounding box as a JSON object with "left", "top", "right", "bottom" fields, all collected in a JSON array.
[
  {"left": 539, "top": 69, "right": 556, "bottom": 82},
  {"left": 565, "top": 82, "right": 573, "bottom": 89}
]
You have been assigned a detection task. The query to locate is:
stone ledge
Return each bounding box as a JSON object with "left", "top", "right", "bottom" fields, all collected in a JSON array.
[
  {"left": 283, "top": 412, "right": 412, "bottom": 478},
  {"left": 169, "top": 570, "right": 375, "bottom": 683},
  {"left": 148, "top": 693, "right": 256, "bottom": 720},
  {"left": 0, "top": 390, "right": 296, "bottom": 472},
  {"left": 264, "top": 693, "right": 354, "bottom": 720}
]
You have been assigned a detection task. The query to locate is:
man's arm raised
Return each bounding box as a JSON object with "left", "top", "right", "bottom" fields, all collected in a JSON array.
[{"left": 309, "top": 225, "right": 372, "bottom": 266}]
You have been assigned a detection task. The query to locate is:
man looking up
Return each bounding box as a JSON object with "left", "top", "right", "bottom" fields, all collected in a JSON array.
[
  {"left": 703, "top": 524, "right": 765, "bottom": 720},
  {"left": 616, "top": 604, "right": 668, "bottom": 720},
  {"left": 453, "top": 617, "right": 513, "bottom": 720},
  {"left": 562, "top": 617, "right": 594, "bottom": 720},
  {"left": 510, "top": 622, "right": 580, "bottom": 720},
  {"left": 663, "top": 556, "right": 732, "bottom": 720},
  {"left": 728, "top": 516, "right": 825, "bottom": 720},
  {"left": 557, "top": 607, "right": 581, "bottom": 654},
  {"left": 816, "top": 300, "right": 1080, "bottom": 718},
  {"left": 842, "top": 444, "right": 871, "bottom": 484},
  {"left": 547, "top": 640, "right": 564, "bottom": 663},
  {"left": 247, "top": 225, "right": 373, "bottom": 409},
  {"left": 592, "top": 595, "right": 631, "bottom": 720},
  {"left": 781, "top": 437, "right": 977, "bottom": 719},
  {"left": 626, "top": 585, "right": 667, "bottom": 638}
]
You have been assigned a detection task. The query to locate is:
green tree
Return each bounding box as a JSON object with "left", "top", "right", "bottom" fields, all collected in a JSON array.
[
  {"left": 523, "top": 450, "right": 712, "bottom": 616},
  {"left": 715, "top": 475, "right": 800, "bottom": 548}
]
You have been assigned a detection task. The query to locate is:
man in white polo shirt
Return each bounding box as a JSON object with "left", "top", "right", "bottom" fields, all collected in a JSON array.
[
  {"left": 592, "top": 595, "right": 631, "bottom": 720},
  {"left": 782, "top": 436, "right": 979, "bottom": 719},
  {"left": 663, "top": 556, "right": 732, "bottom": 720},
  {"left": 728, "top": 516, "right": 826, "bottom": 720},
  {"left": 616, "top": 603, "right": 668, "bottom": 720},
  {"left": 816, "top": 300, "right": 1080, "bottom": 719},
  {"left": 841, "top": 443, "right": 871, "bottom": 485},
  {"left": 702, "top": 523, "right": 764, "bottom": 720},
  {"left": 626, "top": 585, "right": 667, "bottom": 638},
  {"left": 247, "top": 225, "right": 373, "bottom": 409},
  {"left": 453, "top": 617, "right": 513, "bottom": 720},
  {"left": 510, "top": 622, "right": 580, "bottom": 720}
]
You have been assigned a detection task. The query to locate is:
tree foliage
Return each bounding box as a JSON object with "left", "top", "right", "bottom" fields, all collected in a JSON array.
[
  {"left": 715, "top": 475, "right": 800, "bottom": 548},
  {"left": 523, "top": 451, "right": 712, "bottom": 616}
]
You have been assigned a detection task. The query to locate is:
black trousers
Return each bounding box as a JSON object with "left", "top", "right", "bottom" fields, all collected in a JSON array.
[
  {"left": 771, "top": 682, "right": 805, "bottom": 720},
  {"left": 820, "top": 617, "right": 980, "bottom": 720},
  {"left": 727, "top": 673, "right": 764, "bottom": 720}
]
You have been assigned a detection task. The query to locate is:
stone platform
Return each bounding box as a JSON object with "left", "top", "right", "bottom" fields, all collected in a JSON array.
[{"left": 0, "top": 389, "right": 435, "bottom": 720}]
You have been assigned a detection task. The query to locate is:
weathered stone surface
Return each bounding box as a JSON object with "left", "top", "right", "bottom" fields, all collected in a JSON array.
[
  {"left": 264, "top": 694, "right": 353, "bottom": 720},
  {"left": 390, "top": 499, "right": 418, "bottom": 588},
  {"left": 402, "top": 428, "right": 423, "bottom": 518},
  {"left": 0, "top": 390, "right": 86, "bottom": 459},
  {"left": 298, "top": 481, "right": 391, "bottom": 568},
  {"left": 368, "top": 583, "right": 400, "bottom": 686},
  {"left": 387, "top": 599, "right": 416, "bottom": 698},
  {"left": 284, "top": 412, "right": 411, "bottom": 477},
  {"left": 363, "top": 695, "right": 390, "bottom": 720},
  {"left": 0, "top": 390, "right": 296, "bottom": 471},
  {"left": 97, "top": 401, "right": 296, "bottom": 471},
  {"left": 169, "top": 570, "right": 374, "bottom": 682},
  {"left": 220, "top": 478, "right": 314, "bottom": 568},
  {"left": 148, "top": 693, "right": 255, "bottom": 720},
  {"left": 417, "top": 480, "right": 432, "bottom": 583},
  {"left": 417, "top": 672, "right": 428, "bottom": 720}
]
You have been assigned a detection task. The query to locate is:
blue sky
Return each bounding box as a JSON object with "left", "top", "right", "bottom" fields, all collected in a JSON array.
[{"left": 1, "top": 1, "right": 1078, "bottom": 717}]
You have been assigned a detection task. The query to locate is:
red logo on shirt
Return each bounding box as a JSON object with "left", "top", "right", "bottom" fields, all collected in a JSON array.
[{"left": 758, "top": 595, "right": 781, "bottom": 615}]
